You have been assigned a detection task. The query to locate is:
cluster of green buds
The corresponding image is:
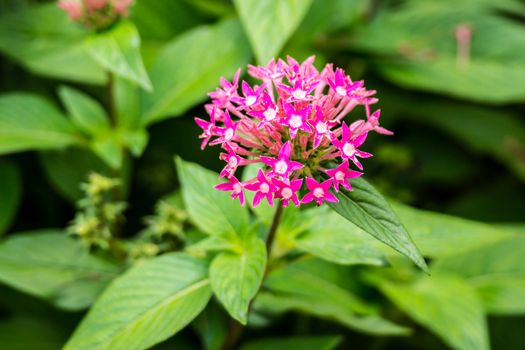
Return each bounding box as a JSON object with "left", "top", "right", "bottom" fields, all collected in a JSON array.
[
  {"left": 69, "top": 173, "right": 126, "bottom": 249},
  {"left": 128, "top": 195, "right": 188, "bottom": 262}
]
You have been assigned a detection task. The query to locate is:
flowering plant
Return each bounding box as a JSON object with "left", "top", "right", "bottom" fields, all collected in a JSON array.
[{"left": 196, "top": 56, "right": 392, "bottom": 208}]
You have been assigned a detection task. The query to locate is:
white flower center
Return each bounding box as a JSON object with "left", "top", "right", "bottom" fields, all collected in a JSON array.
[
  {"left": 289, "top": 115, "right": 303, "bottom": 129},
  {"left": 233, "top": 183, "right": 242, "bottom": 193},
  {"left": 316, "top": 121, "right": 328, "bottom": 133},
  {"left": 275, "top": 160, "right": 288, "bottom": 175},
  {"left": 281, "top": 187, "right": 293, "bottom": 199},
  {"left": 259, "top": 183, "right": 270, "bottom": 193},
  {"left": 336, "top": 86, "right": 347, "bottom": 96},
  {"left": 245, "top": 95, "right": 256, "bottom": 106},
  {"left": 228, "top": 156, "right": 238, "bottom": 167},
  {"left": 292, "top": 89, "right": 306, "bottom": 99},
  {"left": 224, "top": 128, "right": 234, "bottom": 140},
  {"left": 335, "top": 171, "right": 345, "bottom": 181},
  {"left": 343, "top": 143, "right": 355, "bottom": 156},
  {"left": 263, "top": 107, "right": 277, "bottom": 121},
  {"left": 313, "top": 188, "right": 324, "bottom": 198}
]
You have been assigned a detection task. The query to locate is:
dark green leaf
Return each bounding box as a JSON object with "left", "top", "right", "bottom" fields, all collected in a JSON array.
[
  {"left": 210, "top": 237, "right": 267, "bottom": 324},
  {"left": 64, "top": 253, "right": 212, "bottom": 350},
  {"left": 240, "top": 335, "right": 342, "bottom": 350},
  {"left": 192, "top": 302, "right": 228, "bottom": 350},
  {"left": 0, "top": 230, "right": 120, "bottom": 310},
  {"left": 142, "top": 19, "right": 251, "bottom": 125},
  {"left": 328, "top": 178, "right": 427, "bottom": 272},
  {"left": 0, "top": 160, "right": 22, "bottom": 235}
]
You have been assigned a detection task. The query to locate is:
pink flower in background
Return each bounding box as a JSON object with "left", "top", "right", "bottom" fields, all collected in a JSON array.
[
  {"left": 197, "top": 56, "right": 391, "bottom": 207},
  {"left": 58, "top": 0, "right": 133, "bottom": 29}
]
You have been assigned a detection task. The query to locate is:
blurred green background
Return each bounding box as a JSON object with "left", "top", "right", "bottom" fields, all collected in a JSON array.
[{"left": 0, "top": 0, "right": 524, "bottom": 349}]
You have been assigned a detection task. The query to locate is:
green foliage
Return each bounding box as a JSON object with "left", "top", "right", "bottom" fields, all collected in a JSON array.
[
  {"left": 0, "top": 3, "right": 106, "bottom": 84},
  {"left": 175, "top": 157, "right": 249, "bottom": 236},
  {"left": 142, "top": 19, "right": 252, "bottom": 125},
  {"left": 0, "top": 93, "right": 81, "bottom": 154},
  {"left": 0, "top": 160, "right": 21, "bottom": 235},
  {"left": 329, "top": 178, "right": 428, "bottom": 272},
  {"left": 64, "top": 253, "right": 211, "bottom": 350},
  {"left": 374, "top": 274, "right": 489, "bottom": 350},
  {"left": 240, "top": 335, "right": 343, "bottom": 350},
  {"left": 210, "top": 237, "right": 267, "bottom": 324},
  {"left": 86, "top": 21, "right": 152, "bottom": 90},
  {"left": 233, "top": 0, "right": 313, "bottom": 64},
  {"left": 0, "top": 231, "right": 120, "bottom": 310}
]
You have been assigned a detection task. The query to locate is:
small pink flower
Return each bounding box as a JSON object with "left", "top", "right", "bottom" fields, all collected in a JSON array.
[
  {"left": 325, "top": 160, "right": 362, "bottom": 192},
  {"left": 261, "top": 141, "right": 303, "bottom": 178},
  {"left": 248, "top": 93, "right": 279, "bottom": 128},
  {"left": 282, "top": 101, "right": 312, "bottom": 138},
  {"left": 273, "top": 178, "right": 303, "bottom": 207},
  {"left": 215, "top": 176, "right": 245, "bottom": 206},
  {"left": 209, "top": 111, "right": 238, "bottom": 146},
  {"left": 332, "top": 123, "right": 372, "bottom": 170},
  {"left": 244, "top": 169, "right": 277, "bottom": 207},
  {"left": 301, "top": 178, "right": 338, "bottom": 205},
  {"left": 235, "top": 81, "right": 266, "bottom": 108},
  {"left": 58, "top": 0, "right": 133, "bottom": 29}
]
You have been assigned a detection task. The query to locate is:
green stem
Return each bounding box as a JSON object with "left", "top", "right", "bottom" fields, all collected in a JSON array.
[{"left": 220, "top": 203, "right": 284, "bottom": 350}]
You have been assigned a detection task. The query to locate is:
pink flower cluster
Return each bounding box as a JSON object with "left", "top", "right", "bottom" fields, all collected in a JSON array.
[
  {"left": 196, "top": 56, "right": 392, "bottom": 208},
  {"left": 58, "top": 0, "right": 132, "bottom": 29}
]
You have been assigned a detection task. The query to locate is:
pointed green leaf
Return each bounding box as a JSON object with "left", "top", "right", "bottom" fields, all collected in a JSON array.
[
  {"left": 328, "top": 178, "right": 427, "bottom": 272},
  {"left": 142, "top": 19, "right": 251, "bottom": 125},
  {"left": 113, "top": 76, "right": 141, "bottom": 130},
  {"left": 0, "top": 230, "right": 120, "bottom": 310},
  {"left": 294, "top": 206, "right": 387, "bottom": 266},
  {"left": 210, "top": 237, "right": 267, "bottom": 324},
  {"left": 0, "top": 93, "right": 82, "bottom": 154},
  {"left": 0, "top": 160, "right": 22, "bottom": 235},
  {"left": 192, "top": 302, "right": 228, "bottom": 350},
  {"left": 91, "top": 134, "right": 123, "bottom": 170},
  {"left": 64, "top": 253, "right": 212, "bottom": 350},
  {"left": 86, "top": 21, "right": 152, "bottom": 91},
  {"left": 175, "top": 157, "right": 249, "bottom": 236},
  {"left": 376, "top": 274, "right": 489, "bottom": 350},
  {"left": 233, "top": 0, "right": 314, "bottom": 63},
  {"left": 240, "top": 335, "right": 342, "bottom": 350},
  {"left": 58, "top": 86, "right": 110, "bottom": 136}
]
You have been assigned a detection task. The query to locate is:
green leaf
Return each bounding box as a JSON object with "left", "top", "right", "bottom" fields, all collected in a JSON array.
[
  {"left": 39, "top": 148, "right": 114, "bottom": 202},
  {"left": 64, "top": 253, "right": 212, "bottom": 350},
  {"left": 254, "top": 292, "right": 409, "bottom": 336},
  {"left": 175, "top": 157, "right": 249, "bottom": 236},
  {"left": 294, "top": 206, "right": 387, "bottom": 266},
  {"left": 392, "top": 202, "right": 517, "bottom": 258},
  {"left": 233, "top": 0, "right": 314, "bottom": 64},
  {"left": 86, "top": 21, "right": 152, "bottom": 91},
  {"left": 142, "top": 19, "right": 251, "bottom": 125},
  {"left": 192, "top": 301, "right": 228, "bottom": 350},
  {"left": 91, "top": 134, "right": 123, "bottom": 170},
  {"left": 256, "top": 258, "right": 410, "bottom": 336},
  {"left": 240, "top": 335, "right": 342, "bottom": 350},
  {"left": 0, "top": 4, "right": 105, "bottom": 84},
  {"left": 58, "top": 86, "right": 110, "bottom": 136},
  {"left": 0, "top": 230, "right": 120, "bottom": 310},
  {"left": 113, "top": 76, "right": 141, "bottom": 130},
  {"left": 352, "top": 0, "right": 525, "bottom": 103},
  {"left": 0, "top": 93, "right": 82, "bottom": 154},
  {"left": 376, "top": 274, "right": 489, "bottom": 350},
  {"left": 433, "top": 236, "right": 525, "bottom": 315},
  {"left": 328, "top": 178, "right": 427, "bottom": 272},
  {"left": 210, "top": 237, "right": 267, "bottom": 324},
  {"left": 0, "top": 315, "right": 69, "bottom": 350},
  {"left": 0, "top": 160, "right": 22, "bottom": 235}
]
